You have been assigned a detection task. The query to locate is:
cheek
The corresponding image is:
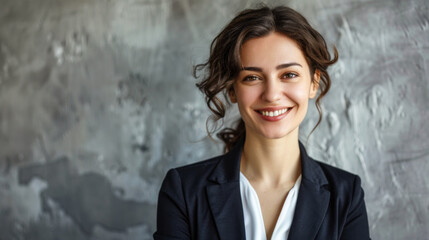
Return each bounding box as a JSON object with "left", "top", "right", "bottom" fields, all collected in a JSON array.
[
  {"left": 285, "top": 83, "right": 311, "bottom": 104},
  {"left": 235, "top": 87, "right": 261, "bottom": 106}
]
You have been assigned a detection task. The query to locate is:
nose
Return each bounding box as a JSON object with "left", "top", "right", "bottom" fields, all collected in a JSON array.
[{"left": 262, "top": 77, "right": 282, "bottom": 103}]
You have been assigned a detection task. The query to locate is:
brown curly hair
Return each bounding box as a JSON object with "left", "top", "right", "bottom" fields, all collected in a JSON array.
[{"left": 194, "top": 5, "right": 338, "bottom": 152}]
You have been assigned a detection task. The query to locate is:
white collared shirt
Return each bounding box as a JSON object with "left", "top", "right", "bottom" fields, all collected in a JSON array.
[{"left": 239, "top": 172, "right": 302, "bottom": 240}]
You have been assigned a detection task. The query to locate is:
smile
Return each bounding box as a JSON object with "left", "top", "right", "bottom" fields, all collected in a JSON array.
[
  {"left": 255, "top": 107, "right": 293, "bottom": 121},
  {"left": 260, "top": 108, "right": 289, "bottom": 117}
]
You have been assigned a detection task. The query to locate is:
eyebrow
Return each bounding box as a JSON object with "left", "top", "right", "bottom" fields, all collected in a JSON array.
[{"left": 241, "top": 62, "right": 303, "bottom": 72}]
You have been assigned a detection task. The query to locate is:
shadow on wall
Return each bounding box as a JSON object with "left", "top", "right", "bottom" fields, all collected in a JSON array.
[{"left": 18, "top": 157, "right": 155, "bottom": 235}]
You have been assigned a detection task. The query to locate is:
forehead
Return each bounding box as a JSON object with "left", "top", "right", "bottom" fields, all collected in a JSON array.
[{"left": 240, "top": 32, "right": 308, "bottom": 69}]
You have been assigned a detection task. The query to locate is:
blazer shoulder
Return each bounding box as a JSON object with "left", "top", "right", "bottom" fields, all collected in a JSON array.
[
  {"left": 315, "top": 160, "right": 358, "bottom": 180},
  {"left": 169, "top": 154, "right": 224, "bottom": 186},
  {"left": 312, "top": 159, "right": 370, "bottom": 239},
  {"left": 312, "top": 159, "right": 362, "bottom": 194}
]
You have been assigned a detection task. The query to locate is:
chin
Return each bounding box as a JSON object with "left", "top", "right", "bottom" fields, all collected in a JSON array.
[{"left": 258, "top": 129, "right": 294, "bottom": 140}]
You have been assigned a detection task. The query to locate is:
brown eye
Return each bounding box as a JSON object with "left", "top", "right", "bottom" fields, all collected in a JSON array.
[
  {"left": 243, "top": 75, "right": 261, "bottom": 81},
  {"left": 283, "top": 72, "right": 298, "bottom": 78}
]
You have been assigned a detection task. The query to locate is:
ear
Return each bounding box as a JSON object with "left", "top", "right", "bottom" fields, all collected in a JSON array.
[
  {"left": 309, "top": 69, "right": 320, "bottom": 99},
  {"left": 228, "top": 87, "right": 237, "bottom": 103}
]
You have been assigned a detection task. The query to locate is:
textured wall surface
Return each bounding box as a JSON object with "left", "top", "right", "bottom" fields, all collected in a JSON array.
[{"left": 0, "top": 0, "right": 428, "bottom": 239}]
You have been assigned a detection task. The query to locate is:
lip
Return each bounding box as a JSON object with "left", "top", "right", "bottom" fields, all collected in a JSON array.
[
  {"left": 254, "top": 106, "right": 293, "bottom": 122},
  {"left": 255, "top": 106, "right": 290, "bottom": 112}
]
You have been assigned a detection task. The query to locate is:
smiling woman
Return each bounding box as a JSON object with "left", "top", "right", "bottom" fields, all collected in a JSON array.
[
  {"left": 154, "top": 5, "right": 371, "bottom": 240},
  {"left": 231, "top": 32, "right": 319, "bottom": 141}
]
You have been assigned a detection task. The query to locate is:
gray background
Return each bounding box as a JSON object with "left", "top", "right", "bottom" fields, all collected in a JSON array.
[{"left": 0, "top": 0, "right": 428, "bottom": 239}]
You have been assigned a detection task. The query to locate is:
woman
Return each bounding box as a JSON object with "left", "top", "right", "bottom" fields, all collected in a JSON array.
[{"left": 154, "top": 5, "right": 371, "bottom": 240}]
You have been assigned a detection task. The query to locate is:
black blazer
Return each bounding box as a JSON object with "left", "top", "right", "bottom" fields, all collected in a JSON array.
[{"left": 154, "top": 139, "right": 370, "bottom": 239}]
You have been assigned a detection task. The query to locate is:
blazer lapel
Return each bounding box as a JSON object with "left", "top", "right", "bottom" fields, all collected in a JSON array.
[
  {"left": 288, "top": 142, "right": 330, "bottom": 239},
  {"left": 206, "top": 138, "right": 246, "bottom": 240},
  {"left": 287, "top": 178, "right": 330, "bottom": 239},
  {"left": 206, "top": 183, "right": 245, "bottom": 239}
]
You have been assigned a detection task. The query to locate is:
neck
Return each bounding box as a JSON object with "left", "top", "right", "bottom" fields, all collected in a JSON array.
[{"left": 240, "top": 129, "right": 301, "bottom": 187}]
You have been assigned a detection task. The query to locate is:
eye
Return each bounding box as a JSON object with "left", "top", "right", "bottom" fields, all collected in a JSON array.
[
  {"left": 243, "top": 75, "right": 262, "bottom": 82},
  {"left": 282, "top": 72, "right": 298, "bottom": 79}
]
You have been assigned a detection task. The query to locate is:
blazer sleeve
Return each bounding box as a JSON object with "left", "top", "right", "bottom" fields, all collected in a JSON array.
[
  {"left": 340, "top": 175, "right": 371, "bottom": 240},
  {"left": 153, "top": 168, "right": 191, "bottom": 240}
]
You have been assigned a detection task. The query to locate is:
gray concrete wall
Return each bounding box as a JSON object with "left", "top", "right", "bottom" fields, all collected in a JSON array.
[{"left": 0, "top": 0, "right": 428, "bottom": 239}]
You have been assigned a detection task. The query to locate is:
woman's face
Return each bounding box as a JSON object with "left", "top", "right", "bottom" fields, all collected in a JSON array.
[{"left": 230, "top": 32, "right": 319, "bottom": 140}]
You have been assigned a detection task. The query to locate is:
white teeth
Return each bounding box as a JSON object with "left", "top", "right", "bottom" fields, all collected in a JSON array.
[{"left": 261, "top": 108, "right": 289, "bottom": 117}]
